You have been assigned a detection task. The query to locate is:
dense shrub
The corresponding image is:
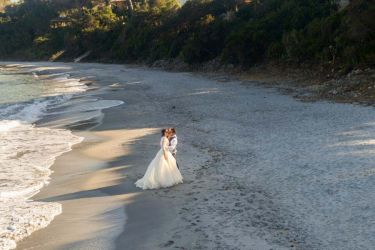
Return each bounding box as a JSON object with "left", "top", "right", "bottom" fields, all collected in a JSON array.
[{"left": 0, "top": 0, "right": 373, "bottom": 68}]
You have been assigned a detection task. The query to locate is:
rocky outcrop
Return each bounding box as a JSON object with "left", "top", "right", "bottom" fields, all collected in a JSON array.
[{"left": 338, "top": 0, "right": 350, "bottom": 9}]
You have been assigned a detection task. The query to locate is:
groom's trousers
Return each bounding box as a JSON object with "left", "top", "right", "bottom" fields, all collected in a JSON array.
[{"left": 172, "top": 153, "right": 180, "bottom": 169}]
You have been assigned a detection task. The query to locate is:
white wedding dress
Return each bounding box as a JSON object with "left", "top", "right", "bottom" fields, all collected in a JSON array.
[{"left": 135, "top": 136, "right": 183, "bottom": 189}]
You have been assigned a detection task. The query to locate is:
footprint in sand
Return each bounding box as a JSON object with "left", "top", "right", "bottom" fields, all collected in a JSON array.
[{"left": 163, "top": 240, "right": 174, "bottom": 247}]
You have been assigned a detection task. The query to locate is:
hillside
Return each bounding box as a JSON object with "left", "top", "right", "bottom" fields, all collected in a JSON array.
[{"left": 0, "top": 0, "right": 373, "bottom": 71}]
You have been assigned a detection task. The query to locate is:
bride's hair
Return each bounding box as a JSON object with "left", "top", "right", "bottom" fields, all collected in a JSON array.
[{"left": 161, "top": 129, "right": 167, "bottom": 136}]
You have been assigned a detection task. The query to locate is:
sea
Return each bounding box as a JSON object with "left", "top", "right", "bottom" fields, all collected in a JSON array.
[{"left": 0, "top": 63, "right": 123, "bottom": 249}]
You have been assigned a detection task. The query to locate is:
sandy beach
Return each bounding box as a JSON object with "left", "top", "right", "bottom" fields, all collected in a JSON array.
[{"left": 6, "top": 62, "right": 374, "bottom": 250}]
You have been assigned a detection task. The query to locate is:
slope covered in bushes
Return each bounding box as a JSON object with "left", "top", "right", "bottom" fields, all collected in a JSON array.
[{"left": 0, "top": 0, "right": 373, "bottom": 69}]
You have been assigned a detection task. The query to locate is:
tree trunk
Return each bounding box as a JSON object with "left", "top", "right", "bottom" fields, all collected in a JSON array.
[{"left": 126, "top": 0, "right": 134, "bottom": 14}]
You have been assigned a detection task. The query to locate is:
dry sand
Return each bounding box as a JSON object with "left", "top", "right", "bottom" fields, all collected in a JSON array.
[{"left": 12, "top": 62, "right": 375, "bottom": 250}]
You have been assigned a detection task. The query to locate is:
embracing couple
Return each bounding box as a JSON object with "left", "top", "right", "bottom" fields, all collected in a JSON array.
[{"left": 135, "top": 128, "right": 183, "bottom": 190}]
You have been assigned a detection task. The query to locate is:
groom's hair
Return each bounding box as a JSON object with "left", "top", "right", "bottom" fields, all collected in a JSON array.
[{"left": 171, "top": 128, "right": 176, "bottom": 134}]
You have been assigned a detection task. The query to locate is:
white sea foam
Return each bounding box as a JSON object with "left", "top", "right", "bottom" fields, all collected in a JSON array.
[
  {"left": 0, "top": 198, "right": 62, "bottom": 250},
  {"left": 0, "top": 100, "right": 49, "bottom": 123},
  {"left": 0, "top": 121, "right": 83, "bottom": 199},
  {"left": 53, "top": 77, "right": 88, "bottom": 94},
  {"left": 52, "top": 99, "right": 124, "bottom": 114},
  {"left": 0, "top": 121, "right": 83, "bottom": 250},
  {"left": 0, "top": 65, "right": 122, "bottom": 250},
  {"left": 0, "top": 78, "right": 84, "bottom": 249}
]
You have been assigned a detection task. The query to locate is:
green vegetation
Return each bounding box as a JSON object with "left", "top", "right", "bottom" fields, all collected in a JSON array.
[
  {"left": 0, "top": 0, "right": 373, "bottom": 69},
  {"left": 0, "top": 0, "right": 11, "bottom": 12}
]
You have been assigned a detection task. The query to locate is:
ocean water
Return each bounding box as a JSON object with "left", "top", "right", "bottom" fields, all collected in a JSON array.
[{"left": 0, "top": 64, "right": 123, "bottom": 249}]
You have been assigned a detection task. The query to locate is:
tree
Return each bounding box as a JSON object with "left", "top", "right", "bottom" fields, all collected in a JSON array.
[
  {"left": 0, "top": 0, "right": 11, "bottom": 12},
  {"left": 126, "top": 0, "right": 134, "bottom": 14}
]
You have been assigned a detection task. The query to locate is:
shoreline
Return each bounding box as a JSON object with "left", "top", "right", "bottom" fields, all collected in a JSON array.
[
  {"left": 7, "top": 61, "right": 375, "bottom": 250},
  {"left": 3, "top": 59, "right": 375, "bottom": 106},
  {"left": 0, "top": 62, "right": 127, "bottom": 249},
  {"left": 0, "top": 64, "right": 89, "bottom": 250},
  {"left": 12, "top": 62, "right": 178, "bottom": 249}
]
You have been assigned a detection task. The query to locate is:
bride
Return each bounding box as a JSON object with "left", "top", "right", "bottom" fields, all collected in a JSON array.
[{"left": 135, "top": 129, "right": 183, "bottom": 189}]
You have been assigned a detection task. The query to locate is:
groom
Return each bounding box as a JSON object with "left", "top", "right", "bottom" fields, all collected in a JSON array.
[{"left": 168, "top": 127, "right": 179, "bottom": 169}]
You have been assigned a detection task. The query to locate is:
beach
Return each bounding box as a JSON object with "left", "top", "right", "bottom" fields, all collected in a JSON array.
[{"left": 2, "top": 62, "right": 374, "bottom": 250}]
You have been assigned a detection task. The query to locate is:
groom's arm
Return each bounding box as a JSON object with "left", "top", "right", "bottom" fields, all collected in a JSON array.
[{"left": 168, "top": 138, "right": 177, "bottom": 151}]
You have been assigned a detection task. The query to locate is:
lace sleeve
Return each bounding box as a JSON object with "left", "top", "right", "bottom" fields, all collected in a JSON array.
[{"left": 162, "top": 137, "right": 169, "bottom": 152}]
